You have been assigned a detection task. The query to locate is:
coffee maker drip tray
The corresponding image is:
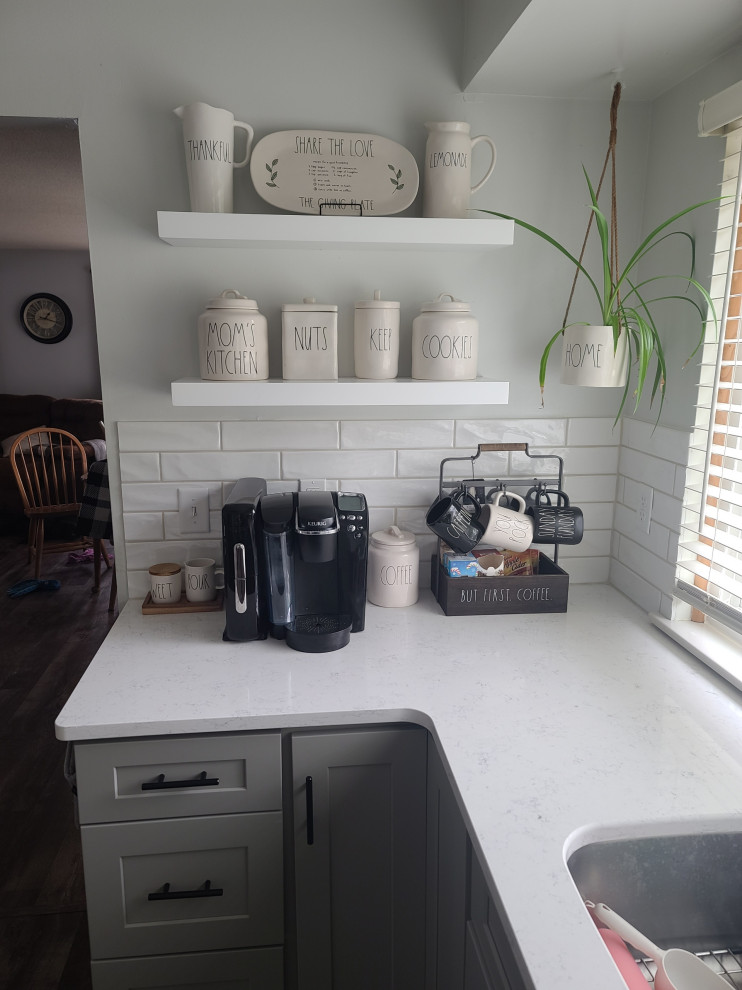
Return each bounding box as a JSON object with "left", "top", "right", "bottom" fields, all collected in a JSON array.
[{"left": 285, "top": 613, "right": 353, "bottom": 653}]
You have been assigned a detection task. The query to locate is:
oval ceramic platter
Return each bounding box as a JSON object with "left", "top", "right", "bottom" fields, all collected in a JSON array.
[{"left": 249, "top": 129, "right": 419, "bottom": 216}]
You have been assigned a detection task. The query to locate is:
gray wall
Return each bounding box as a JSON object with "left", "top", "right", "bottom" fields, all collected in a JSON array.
[{"left": 0, "top": 249, "right": 101, "bottom": 399}]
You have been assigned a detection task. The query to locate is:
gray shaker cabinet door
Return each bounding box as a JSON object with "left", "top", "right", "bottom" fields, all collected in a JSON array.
[
  {"left": 290, "top": 726, "right": 427, "bottom": 990},
  {"left": 426, "top": 739, "right": 468, "bottom": 990}
]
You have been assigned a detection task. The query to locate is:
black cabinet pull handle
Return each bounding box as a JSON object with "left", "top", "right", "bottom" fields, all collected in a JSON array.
[
  {"left": 305, "top": 775, "right": 314, "bottom": 845},
  {"left": 148, "top": 879, "right": 223, "bottom": 901},
  {"left": 141, "top": 770, "right": 219, "bottom": 791}
]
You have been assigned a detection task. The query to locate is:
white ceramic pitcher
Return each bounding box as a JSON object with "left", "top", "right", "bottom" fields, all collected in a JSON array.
[
  {"left": 422, "top": 121, "right": 496, "bottom": 218},
  {"left": 174, "top": 102, "right": 254, "bottom": 213}
]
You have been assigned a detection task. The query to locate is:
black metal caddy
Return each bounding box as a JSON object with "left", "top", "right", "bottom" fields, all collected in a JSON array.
[{"left": 430, "top": 442, "right": 570, "bottom": 616}]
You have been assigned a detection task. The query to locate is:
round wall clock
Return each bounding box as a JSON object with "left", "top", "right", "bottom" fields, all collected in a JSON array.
[{"left": 20, "top": 293, "right": 73, "bottom": 344}]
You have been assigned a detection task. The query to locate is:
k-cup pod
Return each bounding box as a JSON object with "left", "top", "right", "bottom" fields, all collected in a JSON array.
[{"left": 148, "top": 563, "right": 182, "bottom": 605}]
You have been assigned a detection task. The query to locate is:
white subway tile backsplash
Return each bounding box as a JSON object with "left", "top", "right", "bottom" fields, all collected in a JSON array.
[
  {"left": 622, "top": 418, "right": 691, "bottom": 465},
  {"left": 343, "top": 478, "right": 437, "bottom": 507},
  {"left": 455, "top": 419, "right": 567, "bottom": 447},
  {"left": 341, "top": 420, "right": 454, "bottom": 449},
  {"left": 610, "top": 559, "right": 663, "bottom": 614},
  {"left": 397, "top": 448, "right": 491, "bottom": 478},
  {"left": 163, "top": 509, "right": 222, "bottom": 540},
  {"left": 283, "top": 449, "right": 395, "bottom": 479},
  {"left": 396, "top": 507, "right": 433, "bottom": 535},
  {"left": 561, "top": 556, "right": 610, "bottom": 584},
  {"left": 122, "top": 483, "right": 181, "bottom": 512},
  {"left": 567, "top": 418, "right": 620, "bottom": 446},
  {"left": 618, "top": 446, "right": 676, "bottom": 495},
  {"left": 123, "top": 512, "right": 164, "bottom": 542},
  {"left": 368, "top": 507, "right": 395, "bottom": 533},
  {"left": 119, "top": 452, "right": 161, "bottom": 482},
  {"left": 616, "top": 535, "right": 676, "bottom": 597},
  {"left": 119, "top": 421, "right": 220, "bottom": 451},
  {"left": 563, "top": 475, "right": 618, "bottom": 503},
  {"left": 222, "top": 420, "right": 339, "bottom": 450},
  {"left": 161, "top": 451, "right": 280, "bottom": 481}
]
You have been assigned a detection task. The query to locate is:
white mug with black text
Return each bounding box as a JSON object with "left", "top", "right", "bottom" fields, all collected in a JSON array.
[{"left": 184, "top": 557, "right": 225, "bottom": 603}]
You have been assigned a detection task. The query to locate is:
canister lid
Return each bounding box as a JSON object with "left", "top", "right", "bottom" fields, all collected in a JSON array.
[
  {"left": 282, "top": 296, "right": 338, "bottom": 312},
  {"left": 419, "top": 292, "right": 471, "bottom": 313},
  {"left": 355, "top": 289, "right": 400, "bottom": 310},
  {"left": 206, "top": 289, "right": 259, "bottom": 310},
  {"left": 370, "top": 525, "right": 416, "bottom": 548}
]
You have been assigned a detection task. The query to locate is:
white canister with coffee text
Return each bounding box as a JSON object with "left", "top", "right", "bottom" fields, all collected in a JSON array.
[
  {"left": 367, "top": 525, "right": 419, "bottom": 608},
  {"left": 411, "top": 293, "right": 479, "bottom": 380},
  {"left": 198, "top": 290, "right": 269, "bottom": 381},
  {"left": 354, "top": 289, "right": 400, "bottom": 380},
  {"left": 282, "top": 297, "right": 339, "bottom": 380}
]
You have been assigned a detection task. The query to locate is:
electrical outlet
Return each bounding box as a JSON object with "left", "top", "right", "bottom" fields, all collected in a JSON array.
[
  {"left": 300, "top": 478, "right": 326, "bottom": 491},
  {"left": 635, "top": 482, "right": 653, "bottom": 535},
  {"left": 178, "top": 487, "right": 210, "bottom": 533}
]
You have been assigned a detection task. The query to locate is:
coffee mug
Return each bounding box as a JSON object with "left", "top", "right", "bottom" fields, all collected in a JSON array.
[
  {"left": 426, "top": 486, "right": 488, "bottom": 553},
  {"left": 149, "top": 563, "right": 182, "bottom": 605},
  {"left": 479, "top": 491, "right": 534, "bottom": 553},
  {"left": 184, "top": 557, "right": 225, "bottom": 603},
  {"left": 528, "top": 489, "right": 584, "bottom": 546}
]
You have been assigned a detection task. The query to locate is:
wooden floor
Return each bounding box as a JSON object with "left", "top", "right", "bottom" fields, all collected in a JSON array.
[{"left": 0, "top": 518, "right": 118, "bottom": 990}]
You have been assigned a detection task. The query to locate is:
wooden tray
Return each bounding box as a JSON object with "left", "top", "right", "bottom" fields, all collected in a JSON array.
[{"left": 142, "top": 591, "right": 224, "bottom": 615}]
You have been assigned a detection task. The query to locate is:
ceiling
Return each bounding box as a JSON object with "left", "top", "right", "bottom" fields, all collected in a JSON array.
[{"left": 463, "top": 0, "right": 742, "bottom": 100}]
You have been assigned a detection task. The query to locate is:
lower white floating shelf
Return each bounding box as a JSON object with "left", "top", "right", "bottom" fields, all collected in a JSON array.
[{"left": 171, "top": 378, "right": 509, "bottom": 407}]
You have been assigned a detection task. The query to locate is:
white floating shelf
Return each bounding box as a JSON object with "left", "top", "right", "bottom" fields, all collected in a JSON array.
[
  {"left": 157, "top": 211, "right": 514, "bottom": 250},
  {"left": 171, "top": 378, "right": 509, "bottom": 407}
]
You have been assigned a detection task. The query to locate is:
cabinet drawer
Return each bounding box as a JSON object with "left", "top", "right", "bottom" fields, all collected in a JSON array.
[
  {"left": 82, "top": 813, "right": 283, "bottom": 959},
  {"left": 75, "top": 732, "right": 281, "bottom": 823},
  {"left": 90, "top": 946, "right": 283, "bottom": 990}
]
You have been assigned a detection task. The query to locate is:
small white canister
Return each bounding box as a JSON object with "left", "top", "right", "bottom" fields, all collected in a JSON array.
[
  {"left": 282, "top": 297, "right": 339, "bottom": 380},
  {"left": 354, "top": 289, "right": 400, "bottom": 380},
  {"left": 367, "top": 525, "right": 419, "bottom": 608},
  {"left": 411, "top": 292, "right": 479, "bottom": 381},
  {"left": 198, "top": 290, "right": 269, "bottom": 381}
]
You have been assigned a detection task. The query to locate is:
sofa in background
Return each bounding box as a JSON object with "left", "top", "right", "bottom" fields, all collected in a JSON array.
[{"left": 0, "top": 393, "right": 105, "bottom": 518}]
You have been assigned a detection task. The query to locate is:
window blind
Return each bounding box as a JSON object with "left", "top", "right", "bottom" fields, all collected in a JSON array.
[{"left": 675, "top": 118, "right": 742, "bottom": 633}]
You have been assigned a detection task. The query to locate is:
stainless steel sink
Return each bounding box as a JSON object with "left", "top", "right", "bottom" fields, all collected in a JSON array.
[{"left": 567, "top": 826, "right": 742, "bottom": 986}]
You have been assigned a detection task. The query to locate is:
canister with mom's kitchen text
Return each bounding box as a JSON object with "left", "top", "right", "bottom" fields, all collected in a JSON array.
[{"left": 198, "top": 290, "right": 269, "bottom": 381}]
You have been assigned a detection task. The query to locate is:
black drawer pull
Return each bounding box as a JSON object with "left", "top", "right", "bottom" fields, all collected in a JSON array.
[
  {"left": 141, "top": 770, "right": 219, "bottom": 791},
  {"left": 148, "top": 880, "right": 223, "bottom": 901},
  {"left": 305, "top": 775, "right": 314, "bottom": 845}
]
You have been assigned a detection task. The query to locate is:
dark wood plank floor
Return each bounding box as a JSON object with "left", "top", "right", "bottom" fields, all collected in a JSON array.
[{"left": 0, "top": 518, "right": 118, "bottom": 990}]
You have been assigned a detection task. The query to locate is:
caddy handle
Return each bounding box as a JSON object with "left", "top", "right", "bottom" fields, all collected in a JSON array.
[{"left": 478, "top": 443, "right": 528, "bottom": 452}]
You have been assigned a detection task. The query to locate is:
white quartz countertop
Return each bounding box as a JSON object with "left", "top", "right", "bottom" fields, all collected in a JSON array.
[{"left": 56, "top": 584, "right": 742, "bottom": 990}]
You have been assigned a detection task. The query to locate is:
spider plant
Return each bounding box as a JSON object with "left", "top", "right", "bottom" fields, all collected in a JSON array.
[{"left": 481, "top": 167, "right": 719, "bottom": 423}]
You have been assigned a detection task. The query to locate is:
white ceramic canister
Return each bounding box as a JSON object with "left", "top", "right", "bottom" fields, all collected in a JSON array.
[
  {"left": 354, "top": 289, "right": 400, "bottom": 380},
  {"left": 282, "top": 297, "right": 339, "bottom": 380},
  {"left": 198, "top": 290, "right": 269, "bottom": 381},
  {"left": 367, "top": 525, "right": 419, "bottom": 608},
  {"left": 411, "top": 293, "right": 479, "bottom": 381}
]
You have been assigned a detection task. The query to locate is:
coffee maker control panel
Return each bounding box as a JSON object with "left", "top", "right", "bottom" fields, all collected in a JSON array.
[{"left": 337, "top": 492, "right": 367, "bottom": 539}]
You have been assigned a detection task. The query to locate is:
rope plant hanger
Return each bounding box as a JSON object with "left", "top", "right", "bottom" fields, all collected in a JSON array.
[
  {"left": 482, "top": 79, "right": 717, "bottom": 425},
  {"left": 560, "top": 81, "right": 622, "bottom": 354}
]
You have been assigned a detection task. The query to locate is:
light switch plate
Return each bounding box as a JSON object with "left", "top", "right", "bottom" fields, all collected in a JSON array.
[{"left": 178, "top": 487, "right": 210, "bottom": 534}]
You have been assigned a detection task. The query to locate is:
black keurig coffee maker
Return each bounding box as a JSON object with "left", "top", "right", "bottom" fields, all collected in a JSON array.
[{"left": 222, "top": 480, "right": 368, "bottom": 653}]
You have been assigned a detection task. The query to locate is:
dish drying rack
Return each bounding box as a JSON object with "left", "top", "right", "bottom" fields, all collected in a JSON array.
[
  {"left": 637, "top": 949, "right": 742, "bottom": 987},
  {"left": 437, "top": 441, "right": 565, "bottom": 563}
]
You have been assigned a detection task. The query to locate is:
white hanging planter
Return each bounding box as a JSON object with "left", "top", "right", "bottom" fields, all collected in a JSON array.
[{"left": 560, "top": 324, "right": 629, "bottom": 388}]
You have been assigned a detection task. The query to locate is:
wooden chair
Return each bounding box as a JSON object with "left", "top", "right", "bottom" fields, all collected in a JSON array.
[{"left": 10, "top": 427, "right": 91, "bottom": 579}]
